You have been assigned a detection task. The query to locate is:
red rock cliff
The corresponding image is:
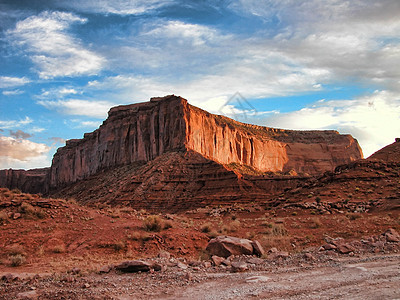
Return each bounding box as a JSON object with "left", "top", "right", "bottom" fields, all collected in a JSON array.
[
  {"left": 47, "top": 95, "right": 362, "bottom": 189},
  {"left": 185, "top": 105, "right": 362, "bottom": 174}
]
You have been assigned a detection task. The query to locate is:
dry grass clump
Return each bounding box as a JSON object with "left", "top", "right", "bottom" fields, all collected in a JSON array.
[
  {"left": 347, "top": 212, "right": 362, "bottom": 221},
  {"left": 200, "top": 222, "right": 213, "bottom": 233},
  {"left": 51, "top": 244, "right": 66, "bottom": 254},
  {"left": 18, "top": 202, "right": 46, "bottom": 219},
  {"left": 309, "top": 217, "right": 323, "bottom": 229},
  {"left": 6, "top": 244, "right": 27, "bottom": 267},
  {"left": 144, "top": 215, "right": 163, "bottom": 232},
  {"left": 10, "top": 254, "right": 26, "bottom": 267},
  {"left": 0, "top": 211, "right": 8, "bottom": 224},
  {"left": 221, "top": 220, "right": 241, "bottom": 233}
]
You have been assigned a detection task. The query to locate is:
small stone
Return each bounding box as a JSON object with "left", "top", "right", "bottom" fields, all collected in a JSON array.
[
  {"left": 13, "top": 213, "right": 21, "bottom": 220},
  {"left": 231, "top": 261, "right": 248, "bottom": 273},
  {"left": 304, "top": 253, "right": 316, "bottom": 261},
  {"left": 185, "top": 272, "right": 193, "bottom": 281},
  {"left": 203, "top": 261, "right": 212, "bottom": 268},
  {"left": 82, "top": 283, "right": 90, "bottom": 288},
  {"left": 99, "top": 265, "right": 112, "bottom": 274},
  {"left": 251, "top": 240, "right": 265, "bottom": 257},
  {"left": 384, "top": 228, "right": 400, "bottom": 243},
  {"left": 158, "top": 251, "right": 171, "bottom": 259},
  {"left": 177, "top": 262, "right": 188, "bottom": 270},
  {"left": 211, "top": 255, "right": 225, "bottom": 266},
  {"left": 336, "top": 243, "right": 356, "bottom": 254},
  {"left": 245, "top": 275, "right": 270, "bottom": 283}
]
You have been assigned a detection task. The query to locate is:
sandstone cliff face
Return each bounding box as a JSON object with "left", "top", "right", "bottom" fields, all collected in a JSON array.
[
  {"left": 0, "top": 168, "right": 48, "bottom": 194},
  {"left": 49, "top": 97, "right": 187, "bottom": 188},
  {"left": 48, "top": 95, "right": 361, "bottom": 188},
  {"left": 185, "top": 101, "right": 362, "bottom": 175}
]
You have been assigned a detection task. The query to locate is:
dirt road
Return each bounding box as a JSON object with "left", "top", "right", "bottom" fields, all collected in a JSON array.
[{"left": 168, "top": 255, "right": 400, "bottom": 300}]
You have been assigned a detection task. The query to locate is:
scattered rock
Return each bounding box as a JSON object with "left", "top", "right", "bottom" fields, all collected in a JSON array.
[
  {"left": 336, "top": 243, "right": 356, "bottom": 254},
  {"left": 115, "top": 260, "right": 159, "bottom": 273},
  {"left": 246, "top": 257, "right": 264, "bottom": 265},
  {"left": 99, "top": 265, "right": 112, "bottom": 274},
  {"left": 245, "top": 275, "right": 270, "bottom": 283},
  {"left": 251, "top": 240, "right": 265, "bottom": 257},
  {"left": 231, "top": 261, "right": 248, "bottom": 273},
  {"left": 1, "top": 273, "right": 19, "bottom": 282},
  {"left": 304, "top": 253, "right": 316, "bottom": 261},
  {"left": 13, "top": 212, "right": 21, "bottom": 220},
  {"left": 16, "top": 290, "right": 38, "bottom": 299},
  {"left": 176, "top": 262, "right": 188, "bottom": 270},
  {"left": 211, "top": 255, "right": 225, "bottom": 266},
  {"left": 384, "top": 228, "right": 400, "bottom": 243},
  {"left": 184, "top": 272, "right": 193, "bottom": 281}
]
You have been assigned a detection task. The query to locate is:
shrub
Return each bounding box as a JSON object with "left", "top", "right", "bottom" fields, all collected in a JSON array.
[
  {"left": 163, "top": 220, "right": 173, "bottom": 230},
  {"left": 347, "top": 213, "right": 362, "bottom": 221},
  {"left": 10, "top": 254, "right": 26, "bottom": 267},
  {"left": 271, "top": 224, "right": 288, "bottom": 236},
  {"left": 19, "top": 202, "right": 45, "bottom": 219},
  {"left": 11, "top": 188, "right": 22, "bottom": 194},
  {"left": 201, "top": 223, "right": 213, "bottom": 233},
  {"left": 0, "top": 211, "right": 8, "bottom": 224},
  {"left": 315, "top": 196, "right": 321, "bottom": 203},
  {"left": 127, "top": 231, "right": 142, "bottom": 241},
  {"left": 51, "top": 244, "right": 66, "bottom": 253},
  {"left": 310, "top": 217, "right": 322, "bottom": 229},
  {"left": 144, "top": 215, "right": 162, "bottom": 232},
  {"left": 113, "top": 241, "right": 125, "bottom": 251}
]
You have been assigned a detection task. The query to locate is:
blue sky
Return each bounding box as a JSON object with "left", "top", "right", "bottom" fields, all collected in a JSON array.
[{"left": 1, "top": 0, "right": 400, "bottom": 169}]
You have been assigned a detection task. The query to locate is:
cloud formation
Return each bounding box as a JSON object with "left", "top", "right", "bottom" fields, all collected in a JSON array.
[
  {"left": 55, "top": 0, "right": 173, "bottom": 15},
  {"left": 266, "top": 90, "right": 400, "bottom": 157},
  {"left": 0, "top": 76, "right": 30, "bottom": 88},
  {"left": 0, "top": 136, "right": 51, "bottom": 169},
  {"left": 7, "top": 11, "right": 104, "bottom": 78},
  {"left": 9, "top": 129, "right": 32, "bottom": 139},
  {"left": 37, "top": 99, "right": 114, "bottom": 118},
  {"left": 0, "top": 117, "right": 33, "bottom": 130}
]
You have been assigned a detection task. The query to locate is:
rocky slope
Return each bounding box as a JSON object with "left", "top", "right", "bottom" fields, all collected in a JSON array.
[{"left": 0, "top": 95, "right": 362, "bottom": 207}]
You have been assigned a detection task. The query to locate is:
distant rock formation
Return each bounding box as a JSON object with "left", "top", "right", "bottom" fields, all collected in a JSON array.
[
  {"left": 0, "top": 168, "right": 48, "bottom": 194},
  {"left": 0, "top": 95, "right": 363, "bottom": 208},
  {"left": 48, "top": 95, "right": 362, "bottom": 189}
]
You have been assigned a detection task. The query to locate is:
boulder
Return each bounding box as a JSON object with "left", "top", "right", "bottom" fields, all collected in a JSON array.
[
  {"left": 206, "top": 236, "right": 254, "bottom": 258},
  {"left": 231, "top": 261, "right": 248, "bottom": 272}
]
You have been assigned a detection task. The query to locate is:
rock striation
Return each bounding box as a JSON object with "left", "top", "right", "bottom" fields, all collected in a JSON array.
[{"left": 0, "top": 95, "right": 363, "bottom": 208}]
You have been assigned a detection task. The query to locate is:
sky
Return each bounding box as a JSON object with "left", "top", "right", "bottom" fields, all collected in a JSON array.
[{"left": 1, "top": 0, "right": 400, "bottom": 170}]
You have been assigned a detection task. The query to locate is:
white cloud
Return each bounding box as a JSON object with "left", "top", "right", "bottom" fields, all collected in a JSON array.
[
  {"left": 55, "top": 0, "right": 173, "bottom": 15},
  {"left": 37, "top": 99, "right": 114, "bottom": 118},
  {"left": 146, "top": 21, "right": 222, "bottom": 46},
  {"left": 265, "top": 90, "right": 400, "bottom": 157},
  {"left": 7, "top": 11, "right": 104, "bottom": 78},
  {"left": 0, "top": 76, "right": 30, "bottom": 88},
  {"left": 0, "top": 136, "right": 51, "bottom": 169},
  {"left": 2, "top": 90, "right": 24, "bottom": 96},
  {"left": 0, "top": 117, "right": 33, "bottom": 130}
]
